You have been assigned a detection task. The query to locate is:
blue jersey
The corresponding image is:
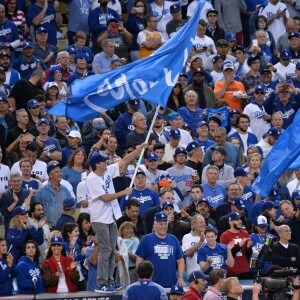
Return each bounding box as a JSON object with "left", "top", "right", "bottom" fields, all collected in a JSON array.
[
  {"left": 135, "top": 232, "right": 184, "bottom": 287},
  {"left": 242, "top": 185, "right": 256, "bottom": 218},
  {"left": 12, "top": 55, "right": 47, "bottom": 80},
  {"left": 27, "top": 4, "right": 57, "bottom": 46},
  {"left": 202, "top": 183, "right": 226, "bottom": 209},
  {"left": 123, "top": 280, "right": 168, "bottom": 300},
  {"left": 197, "top": 243, "right": 228, "bottom": 274},
  {"left": 0, "top": 257, "right": 15, "bottom": 296},
  {"left": 0, "top": 20, "right": 19, "bottom": 45},
  {"left": 85, "top": 245, "right": 98, "bottom": 292},
  {"left": 195, "top": 138, "right": 215, "bottom": 152},
  {"left": 120, "top": 188, "right": 160, "bottom": 216},
  {"left": 178, "top": 106, "right": 204, "bottom": 138},
  {"left": 250, "top": 233, "right": 274, "bottom": 275},
  {"left": 22, "top": 179, "right": 39, "bottom": 191}
]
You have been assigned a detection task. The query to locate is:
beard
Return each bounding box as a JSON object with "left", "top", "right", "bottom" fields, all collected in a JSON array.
[{"left": 233, "top": 223, "right": 242, "bottom": 230}]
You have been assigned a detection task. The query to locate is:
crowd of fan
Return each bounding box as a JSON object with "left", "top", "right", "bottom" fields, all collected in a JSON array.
[{"left": 0, "top": 0, "right": 299, "bottom": 297}]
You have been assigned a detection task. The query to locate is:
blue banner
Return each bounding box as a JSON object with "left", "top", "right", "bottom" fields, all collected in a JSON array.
[
  {"left": 48, "top": 0, "right": 205, "bottom": 122},
  {"left": 252, "top": 110, "right": 300, "bottom": 197}
]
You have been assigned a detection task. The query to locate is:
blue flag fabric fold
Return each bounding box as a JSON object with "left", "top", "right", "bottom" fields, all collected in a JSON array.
[
  {"left": 252, "top": 110, "right": 300, "bottom": 198},
  {"left": 48, "top": 0, "right": 205, "bottom": 122}
]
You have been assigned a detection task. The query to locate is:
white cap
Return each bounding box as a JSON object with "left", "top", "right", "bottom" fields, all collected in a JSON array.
[
  {"left": 68, "top": 130, "right": 82, "bottom": 142},
  {"left": 256, "top": 215, "right": 269, "bottom": 227},
  {"left": 43, "top": 81, "right": 59, "bottom": 91}
]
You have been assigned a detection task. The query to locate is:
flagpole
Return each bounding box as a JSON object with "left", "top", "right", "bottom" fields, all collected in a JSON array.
[{"left": 128, "top": 104, "right": 161, "bottom": 189}]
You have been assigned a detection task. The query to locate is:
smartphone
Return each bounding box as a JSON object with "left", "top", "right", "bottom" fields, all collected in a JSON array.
[
  {"left": 159, "top": 179, "right": 171, "bottom": 187},
  {"left": 282, "top": 83, "right": 289, "bottom": 90},
  {"left": 252, "top": 39, "right": 258, "bottom": 47}
]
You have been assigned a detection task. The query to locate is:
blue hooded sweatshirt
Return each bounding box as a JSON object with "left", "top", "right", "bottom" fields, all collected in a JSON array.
[{"left": 0, "top": 256, "right": 15, "bottom": 296}]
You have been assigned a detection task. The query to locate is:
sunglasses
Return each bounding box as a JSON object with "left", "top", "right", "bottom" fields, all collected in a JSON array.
[{"left": 255, "top": 91, "right": 265, "bottom": 95}]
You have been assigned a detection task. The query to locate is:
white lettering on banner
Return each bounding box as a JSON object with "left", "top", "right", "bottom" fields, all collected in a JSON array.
[
  {"left": 0, "top": 28, "right": 12, "bottom": 36},
  {"left": 283, "top": 109, "right": 295, "bottom": 119},
  {"left": 154, "top": 244, "right": 173, "bottom": 259}
]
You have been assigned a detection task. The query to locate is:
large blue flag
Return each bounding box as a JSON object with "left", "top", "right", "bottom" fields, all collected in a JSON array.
[
  {"left": 48, "top": 0, "right": 205, "bottom": 122},
  {"left": 252, "top": 109, "right": 300, "bottom": 198}
]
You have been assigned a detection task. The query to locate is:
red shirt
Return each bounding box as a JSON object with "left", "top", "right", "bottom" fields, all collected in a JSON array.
[
  {"left": 220, "top": 229, "right": 250, "bottom": 276},
  {"left": 182, "top": 286, "right": 203, "bottom": 300}
]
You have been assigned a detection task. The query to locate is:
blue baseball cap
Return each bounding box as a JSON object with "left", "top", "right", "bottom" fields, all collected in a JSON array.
[
  {"left": 170, "top": 3, "right": 181, "bottom": 12},
  {"left": 156, "top": 112, "right": 164, "bottom": 119},
  {"left": 231, "top": 197, "right": 245, "bottom": 210},
  {"left": 292, "top": 190, "right": 300, "bottom": 199},
  {"left": 162, "top": 201, "right": 174, "bottom": 210},
  {"left": 288, "top": 32, "right": 300, "bottom": 39},
  {"left": 204, "top": 225, "right": 218, "bottom": 234},
  {"left": 65, "top": 45, "right": 77, "bottom": 54},
  {"left": 187, "top": 271, "right": 209, "bottom": 282},
  {"left": 260, "top": 68, "right": 272, "bottom": 74},
  {"left": 211, "top": 145, "right": 227, "bottom": 156},
  {"left": 230, "top": 109, "right": 241, "bottom": 116},
  {"left": 255, "top": 215, "right": 269, "bottom": 227},
  {"left": 23, "top": 41, "right": 33, "bottom": 49},
  {"left": 170, "top": 284, "right": 184, "bottom": 295},
  {"left": 268, "top": 187, "right": 280, "bottom": 200},
  {"left": 89, "top": 153, "right": 109, "bottom": 168},
  {"left": 50, "top": 236, "right": 63, "bottom": 245},
  {"left": 168, "top": 112, "right": 181, "bottom": 121},
  {"left": 154, "top": 212, "right": 168, "bottom": 222},
  {"left": 233, "top": 45, "right": 246, "bottom": 53},
  {"left": 247, "top": 56, "right": 260, "bottom": 66},
  {"left": 197, "top": 198, "right": 210, "bottom": 206},
  {"left": 267, "top": 127, "right": 282, "bottom": 139},
  {"left": 147, "top": 152, "right": 158, "bottom": 161},
  {"left": 47, "top": 160, "right": 60, "bottom": 175},
  {"left": 169, "top": 128, "right": 181, "bottom": 139},
  {"left": 27, "top": 99, "right": 39, "bottom": 109},
  {"left": 63, "top": 197, "right": 76, "bottom": 208},
  {"left": 234, "top": 168, "right": 249, "bottom": 177},
  {"left": 212, "top": 54, "right": 223, "bottom": 64},
  {"left": 74, "top": 52, "right": 88, "bottom": 63},
  {"left": 261, "top": 201, "right": 277, "bottom": 211},
  {"left": 225, "top": 32, "right": 236, "bottom": 42},
  {"left": 12, "top": 206, "right": 28, "bottom": 217},
  {"left": 37, "top": 117, "right": 49, "bottom": 126},
  {"left": 175, "top": 147, "right": 187, "bottom": 155},
  {"left": 228, "top": 212, "right": 241, "bottom": 221},
  {"left": 36, "top": 26, "right": 48, "bottom": 34},
  {"left": 206, "top": 8, "right": 218, "bottom": 16},
  {"left": 254, "top": 85, "right": 265, "bottom": 93},
  {"left": 186, "top": 141, "right": 200, "bottom": 153},
  {"left": 280, "top": 49, "right": 292, "bottom": 59},
  {"left": 197, "top": 121, "right": 208, "bottom": 127},
  {"left": 128, "top": 99, "right": 140, "bottom": 109}
]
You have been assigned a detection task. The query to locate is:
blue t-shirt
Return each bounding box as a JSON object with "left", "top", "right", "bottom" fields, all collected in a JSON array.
[
  {"left": 27, "top": 4, "right": 57, "bottom": 46},
  {"left": 135, "top": 232, "right": 184, "bottom": 287},
  {"left": 123, "top": 280, "right": 168, "bottom": 300},
  {"left": 242, "top": 185, "right": 256, "bottom": 218},
  {"left": 197, "top": 243, "right": 228, "bottom": 274},
  {"left": 85, "top": 245, "right": 98, "bottom": 292},
  {"left": 120, "top": 188, "right": 160, "bottom": 216},
  {"left": 202, "top": 183, "right": 226, "bottom": 209},
  {"left": 0, "top": 20, "right": 19, "bottom": 45},
  {"left": 22, "top": 179, "right": 39, "bottom": 190},
  {"left": 62, "top": 166, "right": 86, "bottom": 196}
]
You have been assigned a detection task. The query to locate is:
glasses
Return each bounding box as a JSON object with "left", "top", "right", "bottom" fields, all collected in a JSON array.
[
  {"left": 30, "top": 106, "right": 40, "bottom": 109},
  {"left": 279, "top": 91, "right": 289, "bottom": 94},
  {"left": 255, "top": 92, "right": 265, "bottom": 95}
]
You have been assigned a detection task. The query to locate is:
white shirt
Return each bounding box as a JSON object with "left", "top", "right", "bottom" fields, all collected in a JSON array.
[
  {"left": 187, "top": 0, "right": 213, "bottom": 22},
  {"left": 76, "top": 180, "right": 90, "bottom": 214},
  {"left": 86, "top": 163, "right": 121, "bottom": 224},
  {"left": 193, "top": 35, "right": 216, "bottom": 62},
  {"left": 0, "top": 164, "right": 10, "bottom": 193},
  {"left": 259, "top": 2, "right": 289, "bottom": 44},
  {"left": 256, "top": 139, "right": 273, "bottom": 159},
  {"left": 287, "top": 178, "right": 300, "bottom": 196},
  {"left": 11, "top": 159, "right": 48, "bottom": 181},
  {"left": 274, "top": 62, "right": 296, "bottom": 80},
  {"left": 243, "top": 103, "right": 271, "bottom": 140},
  {"left": 150, "top": 1, "right": 173, "bottom": 41},
  {"left": 182, "top": 232, "right": 202, "bottom": 275}
]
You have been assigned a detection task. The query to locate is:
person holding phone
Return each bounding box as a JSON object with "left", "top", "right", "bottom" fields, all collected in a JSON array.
[{"left": 0, "top": 238, "right": 15, "bottom": 296}]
